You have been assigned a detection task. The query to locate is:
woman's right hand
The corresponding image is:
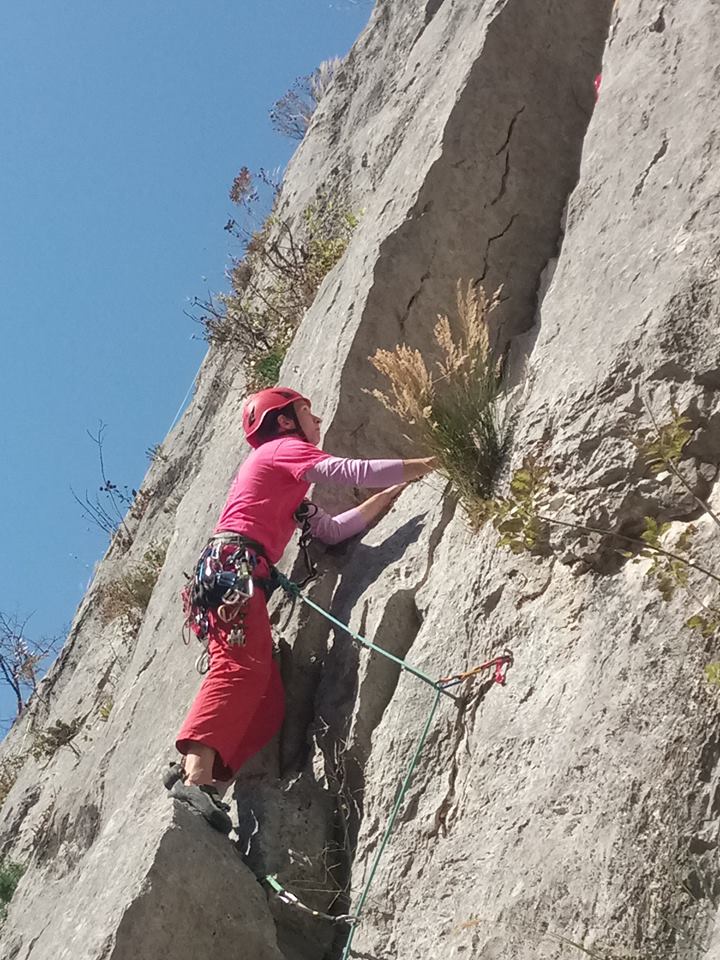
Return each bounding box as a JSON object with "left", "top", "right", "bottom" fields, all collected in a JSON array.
[{"left": 402, "top": 457, "right": 438, "bottom": 482}]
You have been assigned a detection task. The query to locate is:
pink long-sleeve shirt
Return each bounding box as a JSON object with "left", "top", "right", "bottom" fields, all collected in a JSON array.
[
  {"left": 302, "top": 456, "right": 405, "bottom": 544},
  {"left": 215, "top": 437, "right": 404, "bottom": 561}
]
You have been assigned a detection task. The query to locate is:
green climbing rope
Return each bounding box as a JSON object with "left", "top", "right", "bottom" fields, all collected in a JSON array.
[
  {"left": 341, "top": 687, "right": 443, "bottom": 960},
  {"left": 273, "top": 573, "right": 509, "bottom": 957},
  {"left": 274, "top": 571, "right": 453, "bottom": 696}
]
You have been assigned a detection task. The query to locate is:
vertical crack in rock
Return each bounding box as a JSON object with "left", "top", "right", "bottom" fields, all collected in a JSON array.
[
  {"left": 632, "top": 136, "right": 669, "bottom": 199},
  {"left": 325, "top": 0, "right": 614, "bottom": 458},
  {"left": 494, "top": 104, "right": 525, "bottom": 156},
  {"left": 307, "top": 495, "right": 456, "bottom": 910},
  {"left": 278, "top": 569, "right": 339, "bottom": 774},
  {"left": 478, "top": 213, "right": 518, "bottom": 283},
  {"left": 490, "top": 150, "right": 511, "bottom": 206}
]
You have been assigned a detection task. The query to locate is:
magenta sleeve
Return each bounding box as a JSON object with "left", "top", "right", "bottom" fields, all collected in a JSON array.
[
  {"left": 271, "top": 437, "right": 331, "bottom": 481},
  {"left": 303, "top": 456, "right": 404, "bottom": 487},
  {"left": 306, "top": 504, "right": 367, "bottom": 545}
]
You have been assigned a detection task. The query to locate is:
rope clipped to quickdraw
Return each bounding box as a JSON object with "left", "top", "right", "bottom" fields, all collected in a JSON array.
[
  {"left": 264, "top": 874, "right": 359, "bottom": 925},
  {"left": 273, "top": 571, "right": 455, "bottom": 695},
  {"left": 270, "top": 572, "right": 514, "bottom": 953},
  {"left": 274, "top": 572, "right": 512, "bottom": 698}
]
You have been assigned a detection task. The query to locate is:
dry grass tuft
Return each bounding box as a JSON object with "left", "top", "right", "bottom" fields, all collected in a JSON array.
[{"left": 370, "top": 281, "right": 507, "bottom": 525}]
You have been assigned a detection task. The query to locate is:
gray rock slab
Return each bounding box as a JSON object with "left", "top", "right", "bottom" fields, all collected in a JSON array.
[{"left": 3, "top": 1, "right": 720, "bottom": 959}]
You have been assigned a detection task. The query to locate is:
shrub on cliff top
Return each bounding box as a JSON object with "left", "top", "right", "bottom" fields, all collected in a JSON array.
[
  {"left": 270, "top": 57, "right": 343, "bottom": 141},
  {"left": 198, "top": 175, "right": 358, "bottom": 389},
  {"left": 369, "top": 280, "right": 508, "bottom": 524}
]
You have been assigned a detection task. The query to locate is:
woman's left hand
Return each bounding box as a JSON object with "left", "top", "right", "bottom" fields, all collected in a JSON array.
[{"left": 382, "top": 482, "right": 408, "bottom": 503}]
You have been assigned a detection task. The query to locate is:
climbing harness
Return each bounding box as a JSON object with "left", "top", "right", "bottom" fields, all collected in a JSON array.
[
  {"left": 181, "top": 506, "right": 321, "bottom": 673},
  {"left": 265, "top": 573, "right": 513, "bottom": 958},
  {"left": 181, "top": 533, "right": 273, "bottom": 673}
]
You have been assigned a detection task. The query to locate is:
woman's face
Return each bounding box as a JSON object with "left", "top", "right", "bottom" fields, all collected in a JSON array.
[{"left": 293, "top": 401, "right": 322, "bottom": 445}]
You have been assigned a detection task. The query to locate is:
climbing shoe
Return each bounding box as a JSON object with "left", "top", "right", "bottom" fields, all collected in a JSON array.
[
  {"left": 170, "top": 781, "right": 233, "bottom": 835},
  {"left": 162, "top": 761, "right": 185, "bottom": 791}
]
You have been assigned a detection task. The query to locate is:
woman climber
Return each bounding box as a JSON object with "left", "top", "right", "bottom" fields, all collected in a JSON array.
[{"left": 165, "top": 386, "right": 436, "bottom": 832}]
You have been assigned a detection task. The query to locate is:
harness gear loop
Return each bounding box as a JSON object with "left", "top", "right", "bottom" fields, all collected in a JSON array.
[
  {"left": 181, "top": 533, "right": 272, "bottom": 672},
  {"left": 293, "top": 499, "right": 319, "bottom": 588},
  {"left": 195, "top": 649, "right": 210, "bottom": 675}
]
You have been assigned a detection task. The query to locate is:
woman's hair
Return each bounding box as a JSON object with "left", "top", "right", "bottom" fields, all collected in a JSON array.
[{"left": 253, "top": 400, "right": 300, "bottom": 445}]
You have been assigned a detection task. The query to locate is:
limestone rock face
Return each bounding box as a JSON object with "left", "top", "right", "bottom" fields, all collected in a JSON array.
[{"left": 3, "top": 1, "right": 720, "bottom": 959}]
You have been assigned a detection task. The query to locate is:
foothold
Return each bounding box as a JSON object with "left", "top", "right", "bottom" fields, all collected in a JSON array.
[{"left": 650, "top": 8, "right": 666, "bottom": 32}]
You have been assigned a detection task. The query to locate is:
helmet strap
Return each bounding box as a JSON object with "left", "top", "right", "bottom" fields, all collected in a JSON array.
[{"left": 277, "top": 411, "right": 307, "bottom": 443}]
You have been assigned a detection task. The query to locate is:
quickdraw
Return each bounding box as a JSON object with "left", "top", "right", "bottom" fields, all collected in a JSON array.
[
  {"left": 264, "top": 875, "right": 358, "bottom": 925},
  {"left": 293, "top": 499, "right": 319, "bottom": 588},
  {"left": 438, "top": 650, "right": 514, "bottom": 689}
]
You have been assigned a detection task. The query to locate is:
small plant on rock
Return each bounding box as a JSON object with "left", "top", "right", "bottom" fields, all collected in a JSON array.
[
  {"left": 369, "top": 281, "right": 508, "bottom": 524},
  {"left": 31, "top": 717, "right": 84, "bottom": 761},
  {"left": 146, "top": 443, "right": 169, "bottom": 465},
  {"left": 0, "top": 860, "right": 24, "bottom": 923},
  {"left": 0, "top": 756, "right": 26, "bottom": 808},
  {"left": 483, "top": 401, "right": 720, "bottom": 680},
  {"left": 195, "top": 172, "right": 358, "bottom": 388},
  {"left": 628, "top": 404, "right": 720, "bottom": 649},
  {"left": 270, "top": 57, "right": 343, "bottom": 141},
  {"left": 481, "top": 458, "right": 550, "bottom": 551},
  {"left": 98, "top": 542, "right": 168, "bottom": 629},
  {"left": 72, "top": 422, "right": 154, "bottom": 553},
  {"left": 97, "top": 697, "right": 114, "bottom": 722},
  {"left": 0, "top": 612, "right": 60, "bottom": 718}
]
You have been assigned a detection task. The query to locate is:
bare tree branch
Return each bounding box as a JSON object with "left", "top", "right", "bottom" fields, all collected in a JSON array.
[
  {"left": 71, "top": 423, "right": 134, "bottom": 543},
  {"left": 0, "top": 612, "right": 61, "bottom": 718},
  {"left": 269, "top": 58, "right": 343, "bottom": 141}
]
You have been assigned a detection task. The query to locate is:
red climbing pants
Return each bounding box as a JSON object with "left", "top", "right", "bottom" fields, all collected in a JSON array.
[{"left": 175, "top": 558, "right": 284, "bottom": 781}]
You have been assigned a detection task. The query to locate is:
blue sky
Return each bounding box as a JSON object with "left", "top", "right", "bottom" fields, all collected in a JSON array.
[{"left": 0, "top": 0, "right": 371, "bottom": 728}]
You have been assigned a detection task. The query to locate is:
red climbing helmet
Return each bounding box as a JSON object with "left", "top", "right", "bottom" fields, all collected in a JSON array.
[{"left": 242, "top": 386, "right": 310, "bottom": 448}]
